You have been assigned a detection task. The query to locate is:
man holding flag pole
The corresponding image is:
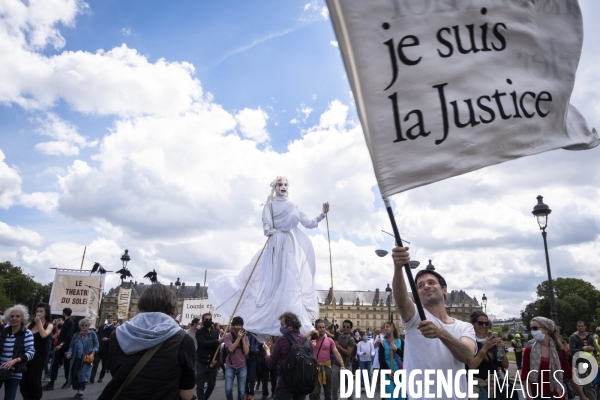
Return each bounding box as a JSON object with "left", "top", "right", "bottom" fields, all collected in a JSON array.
[{"left": 324, "top": 0, "right": 599, "bottom": 398}]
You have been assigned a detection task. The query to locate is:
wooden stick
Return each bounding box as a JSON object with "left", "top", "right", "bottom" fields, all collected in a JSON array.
[
  {"left": 202, "top": 270, "right": 207, "bottom": 299},
  {"left": 211, "top": 236, "right": 270, "bottom": 363},
  {"left": 383, "top": 197, "right": 425, "bottom": 321},
  {"left": 326, "top": 212, "right": 336, "bottom": 329},
  {"left": 79, "top": 246, "right": 87, "bottom": 270}
]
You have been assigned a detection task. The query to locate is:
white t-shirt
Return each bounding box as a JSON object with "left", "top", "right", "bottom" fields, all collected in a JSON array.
[{"left": 402, "top": 304, "right": 476, "bottom": 400}]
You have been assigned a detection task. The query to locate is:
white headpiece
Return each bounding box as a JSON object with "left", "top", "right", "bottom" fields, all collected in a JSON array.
[{"left": 265, "top": 176, "right": 289, "bottom": 203}]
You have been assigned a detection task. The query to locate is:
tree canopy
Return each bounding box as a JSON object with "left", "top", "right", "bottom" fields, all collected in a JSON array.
[
  {"left": 0, "top": 261, "right": 52, "bottom": 313},
  {"left": 521, "top": 277, "right": 600, "bottom": 333}
]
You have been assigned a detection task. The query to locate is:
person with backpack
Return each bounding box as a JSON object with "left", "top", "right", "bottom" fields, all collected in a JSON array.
[
  {"left": 224, "top": 316, "right": 250, "bottom": 400},
  {"left": 306, "top": 320, "right": 344, "bottom": 400},
  {"left": 263, "top": 311, "right": 318, "bottom": 400}
]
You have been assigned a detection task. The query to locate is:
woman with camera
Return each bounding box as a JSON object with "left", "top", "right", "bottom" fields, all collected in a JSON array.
[
  {"left": 65, "top": 318, "right": 99, "bottom": 399},
  {"left": 467, "top": 311, "right": 508, "bottom": 399},
  {"left": 0, "top": 304, "right": 35, "bottom": 400}
]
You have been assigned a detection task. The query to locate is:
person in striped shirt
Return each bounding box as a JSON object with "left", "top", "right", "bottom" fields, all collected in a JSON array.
[{"left": 0, "top": 304, "right": 35, "bottom": 400}]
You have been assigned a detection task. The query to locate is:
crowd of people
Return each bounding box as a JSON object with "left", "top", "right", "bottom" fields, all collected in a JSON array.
[{"left": 1, "top": 246, "right": 600, "bottom": 400}]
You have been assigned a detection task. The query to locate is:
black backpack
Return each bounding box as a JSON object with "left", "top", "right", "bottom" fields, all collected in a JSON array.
[{"left": 282, "top": 333, "right": 317, "bottom": 395}]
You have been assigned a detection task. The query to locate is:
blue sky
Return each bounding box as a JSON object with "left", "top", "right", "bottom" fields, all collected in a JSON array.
[{"left": 1, "top": 0, "right": 599, "bottom": 319}]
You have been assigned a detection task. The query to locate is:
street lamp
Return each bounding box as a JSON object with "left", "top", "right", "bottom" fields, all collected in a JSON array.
[
  {"left": 531, "top": 195, "right": 559, "bottom": 325},
  {"left": 120, "top": 249, "right": 131, "bottom": 268},
  {"left": 482, "top": 293, "right": 487, "bottom": 313},
  {"left": 31, "top": 289, "right": 38, "bottom": 315},
  {"left": 385, "top": 283, "right": 393, "bottom": 323}
]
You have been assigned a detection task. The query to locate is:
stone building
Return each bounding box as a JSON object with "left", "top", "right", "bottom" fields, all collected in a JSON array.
[
  {"left": 316, "top": 286, "right": 482, "bottom": 333},
  {"left": 100, "top": 279, "right": 208, "bottom": 322}
]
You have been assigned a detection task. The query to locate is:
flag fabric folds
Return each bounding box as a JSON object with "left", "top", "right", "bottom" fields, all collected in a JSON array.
[{"left": 326, "top": 0, "right": 598, "bottom": 197}]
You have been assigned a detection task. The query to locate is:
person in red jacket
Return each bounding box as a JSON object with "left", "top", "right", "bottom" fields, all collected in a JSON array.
[{"left": 521, "top": 317, "right": 587, "bottom": 400}]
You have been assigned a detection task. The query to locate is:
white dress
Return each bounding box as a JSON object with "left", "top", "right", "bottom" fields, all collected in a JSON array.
[{"left": 208, "top": 197, "right": 324, "bottom": 337}]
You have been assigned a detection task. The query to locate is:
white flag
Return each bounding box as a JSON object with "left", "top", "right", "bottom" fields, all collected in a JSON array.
[{"left": 326, "top": 0, "right": 598, "bottom": 197}]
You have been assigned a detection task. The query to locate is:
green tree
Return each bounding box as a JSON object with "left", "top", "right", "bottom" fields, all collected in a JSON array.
[
  {"left": 0, "top": 261, "right": 51, "bottom": 313},
  {"left": 501, "top": 324, "right": 510, "bottom": 333},
  {"left": 525, "top": 277, "right": 600, "bottom": 331},
  {"left": 521, "top": 301, "right": 538, "bottom": 327}
]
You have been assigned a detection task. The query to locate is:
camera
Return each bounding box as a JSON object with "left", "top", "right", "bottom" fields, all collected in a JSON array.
[{"left": 310, "top": 333, "right": 318, "bottom": 340}]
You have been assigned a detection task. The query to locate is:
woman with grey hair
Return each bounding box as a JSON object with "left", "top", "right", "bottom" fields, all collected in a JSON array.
[
  {"left": 0, "top": 304, "right": 35, "bottom": 400},
  {"left": 521, "top": 316, "right": 588, "bottom": 400},
  {"left": 66, "top": 318, "right": 98, "bottom": 399}
]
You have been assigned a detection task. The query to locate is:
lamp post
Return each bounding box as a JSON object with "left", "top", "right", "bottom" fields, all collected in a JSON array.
[
  {"left": 482, "top": 293, "right": 487, "bottom": 313},
  {"left": 31, "top": 289, "right": 38, "bottom": 315},
  {"left": 532, "top": 195, "right": 559, "bottom": 325},
  {"left": 385, "top": 283, "right": 393, "bottom": 323},
  {"left": 120, "top": 249, "right": 130, "bottom": 269}
]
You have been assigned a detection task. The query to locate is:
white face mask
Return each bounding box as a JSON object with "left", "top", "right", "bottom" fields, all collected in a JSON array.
[
  {"left": 275, "top": 178, "right": 289, "bottom": 197},
  {"left": 36, "top": 313, "right": 45, "bottom": 319},
  {"left": 532, "top": 329, "right": 545, "bottom": 341}
]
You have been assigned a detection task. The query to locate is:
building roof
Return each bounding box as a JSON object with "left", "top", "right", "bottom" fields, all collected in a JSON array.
[
  {"left": 105, "top": 280, "right": 208, "bottom": 300},
  {"left": 316, "top": 288, "right": 481, "bottom": 308}
]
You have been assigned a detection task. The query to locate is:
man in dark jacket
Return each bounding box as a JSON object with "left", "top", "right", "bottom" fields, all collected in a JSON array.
[
  {"left": 196, "top": 312, "right": 223, "bottom": 400},
  {"left": 44, "top": 307, "right": 75, "bottom": 390},
  {"left": 90, "top": 314, "right": 116, "bottom": 383},
  {"left": 569, "top": 320, "right": 599, "bottom": 400}
]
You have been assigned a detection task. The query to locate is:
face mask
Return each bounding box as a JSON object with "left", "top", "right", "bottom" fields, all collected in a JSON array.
[
  {"left": 203, "top": 320, "right": 212, "bottom": 328},
  {"left": 368, "top": 331, "right": 372, "bottom": 335},
  {"left": 362, "top": 336, "right": 368, "bottom": 341},
  {"left": 532, "top": 330, "right": 545, "bottom": 341},
  {"left": 36, "top": 313, "right": 45, "bottom": 319},
  {"left": 476, "top": 338, "right": 486, "bottom": 344},
  {"left": 280, "top": 327, "right": 290, "bottom": 335}
]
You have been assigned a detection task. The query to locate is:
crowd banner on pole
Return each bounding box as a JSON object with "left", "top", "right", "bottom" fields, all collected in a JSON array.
[
  {"left": 181, "top": 299, "right": 227, "bottom": 326},
  {"left": 49, "top": 270, "right": 104, "bottom": 317},
  {"left": 117, "top": 288, "right": 132, "bottom": 320},
  {"left": 326, "top": 0, "right": 599, "bottom": 197},
  {"left": 86, "top": 286, "right": 100, "bottom": 327}
]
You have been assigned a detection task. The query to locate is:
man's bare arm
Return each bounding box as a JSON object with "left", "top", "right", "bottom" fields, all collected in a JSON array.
[
  {"left": 439, "top": 333, "right": 476, "bottom": 365},
  {"left": 391, "top": 247, "right": 414, "bottom": 323}
]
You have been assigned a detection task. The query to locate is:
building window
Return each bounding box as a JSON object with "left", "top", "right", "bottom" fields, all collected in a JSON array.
[
  {"left": 347, "top": 314, "right": 350, "bottom": 318},
  {"left": 357, "top": 321, "right": 360, "bottom": 326},
  {"left": 357, "top": 314, "right": 360, "bottom": 319}
]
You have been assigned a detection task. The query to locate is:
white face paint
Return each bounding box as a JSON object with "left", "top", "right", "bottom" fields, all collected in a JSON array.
[{"left": 275, "top": 178, "right": 288, "bottom": 197}]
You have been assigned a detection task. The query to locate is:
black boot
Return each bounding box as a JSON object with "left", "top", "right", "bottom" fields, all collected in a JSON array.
[{"left": 43, "top": 382, "right": 54, "bottom": 390}]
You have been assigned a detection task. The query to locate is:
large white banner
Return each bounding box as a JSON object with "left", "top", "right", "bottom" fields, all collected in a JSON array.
[
  {"left": 326, "top": 0, "right": 599, "bottom": 197},
  {"left": 181, "top": 299, "right": 228, "bottom": 326},
  {"left": 49, "top": 270, "right": 105, "bottom": 317},
  {"left": 117, "top": 288, "right": 132, "bottom": 320}
]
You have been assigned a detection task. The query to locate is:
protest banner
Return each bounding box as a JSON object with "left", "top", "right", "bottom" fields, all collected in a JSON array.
[
  {"left": 326, "top": 0, "right": 598, "bottom": 198},
  {"left": 117, "top": 287, "right": 132, "bottom": 320},
  {"left": 49, "top": 270, "right": 105, "bottom": 317},
  {"left": 181, "top": 299, "right": 227, "bottom": 326}
]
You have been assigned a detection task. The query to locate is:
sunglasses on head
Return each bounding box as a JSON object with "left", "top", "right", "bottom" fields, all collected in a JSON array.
[
  {"left": 529, "top": 326, "right": 540, "bottom": 331},
  {"left": 476, "top": 321, "right": 489, "bottom": 326}
]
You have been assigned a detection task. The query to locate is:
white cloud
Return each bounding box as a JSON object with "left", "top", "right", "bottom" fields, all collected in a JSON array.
[
  {"left": 0, "top": 221, "right": 43, "bottom": 246},
  {"left": 0, "top": 0, "right": 203, "bottom": 117},
  {"left": 34, "top": 113, "right": 97, "bottom": 155},
  {"left": 19, "top": 192, "right": 59, "bottom": 213},
  {"left": 235, "top": 107, "right": 270, "bottom": 143},
  {"left": 300, "top": 1, "right": 328, "bottom": 21},
  {"left": 330, "top": 40, "right": 338, "bottom": 48},
  {"left": 0, "top": 149, "right": 22, "bottom": 208},
  {"left": 121, "top": 27, "right": 132, "bottom": 36}
]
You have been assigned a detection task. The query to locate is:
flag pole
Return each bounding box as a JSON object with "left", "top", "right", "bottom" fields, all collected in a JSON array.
[
  {"left": 211, "top": 236, "right": 270, "bottom": 364},
  {"left": 383, "top": 197, "right": 426, "bottom": 321},
  {"left": 325, "top": 208, "right": 336, "bottom": 329},
  {"left": 79, "top": 246, "right": 87, "bottom": 270}
]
